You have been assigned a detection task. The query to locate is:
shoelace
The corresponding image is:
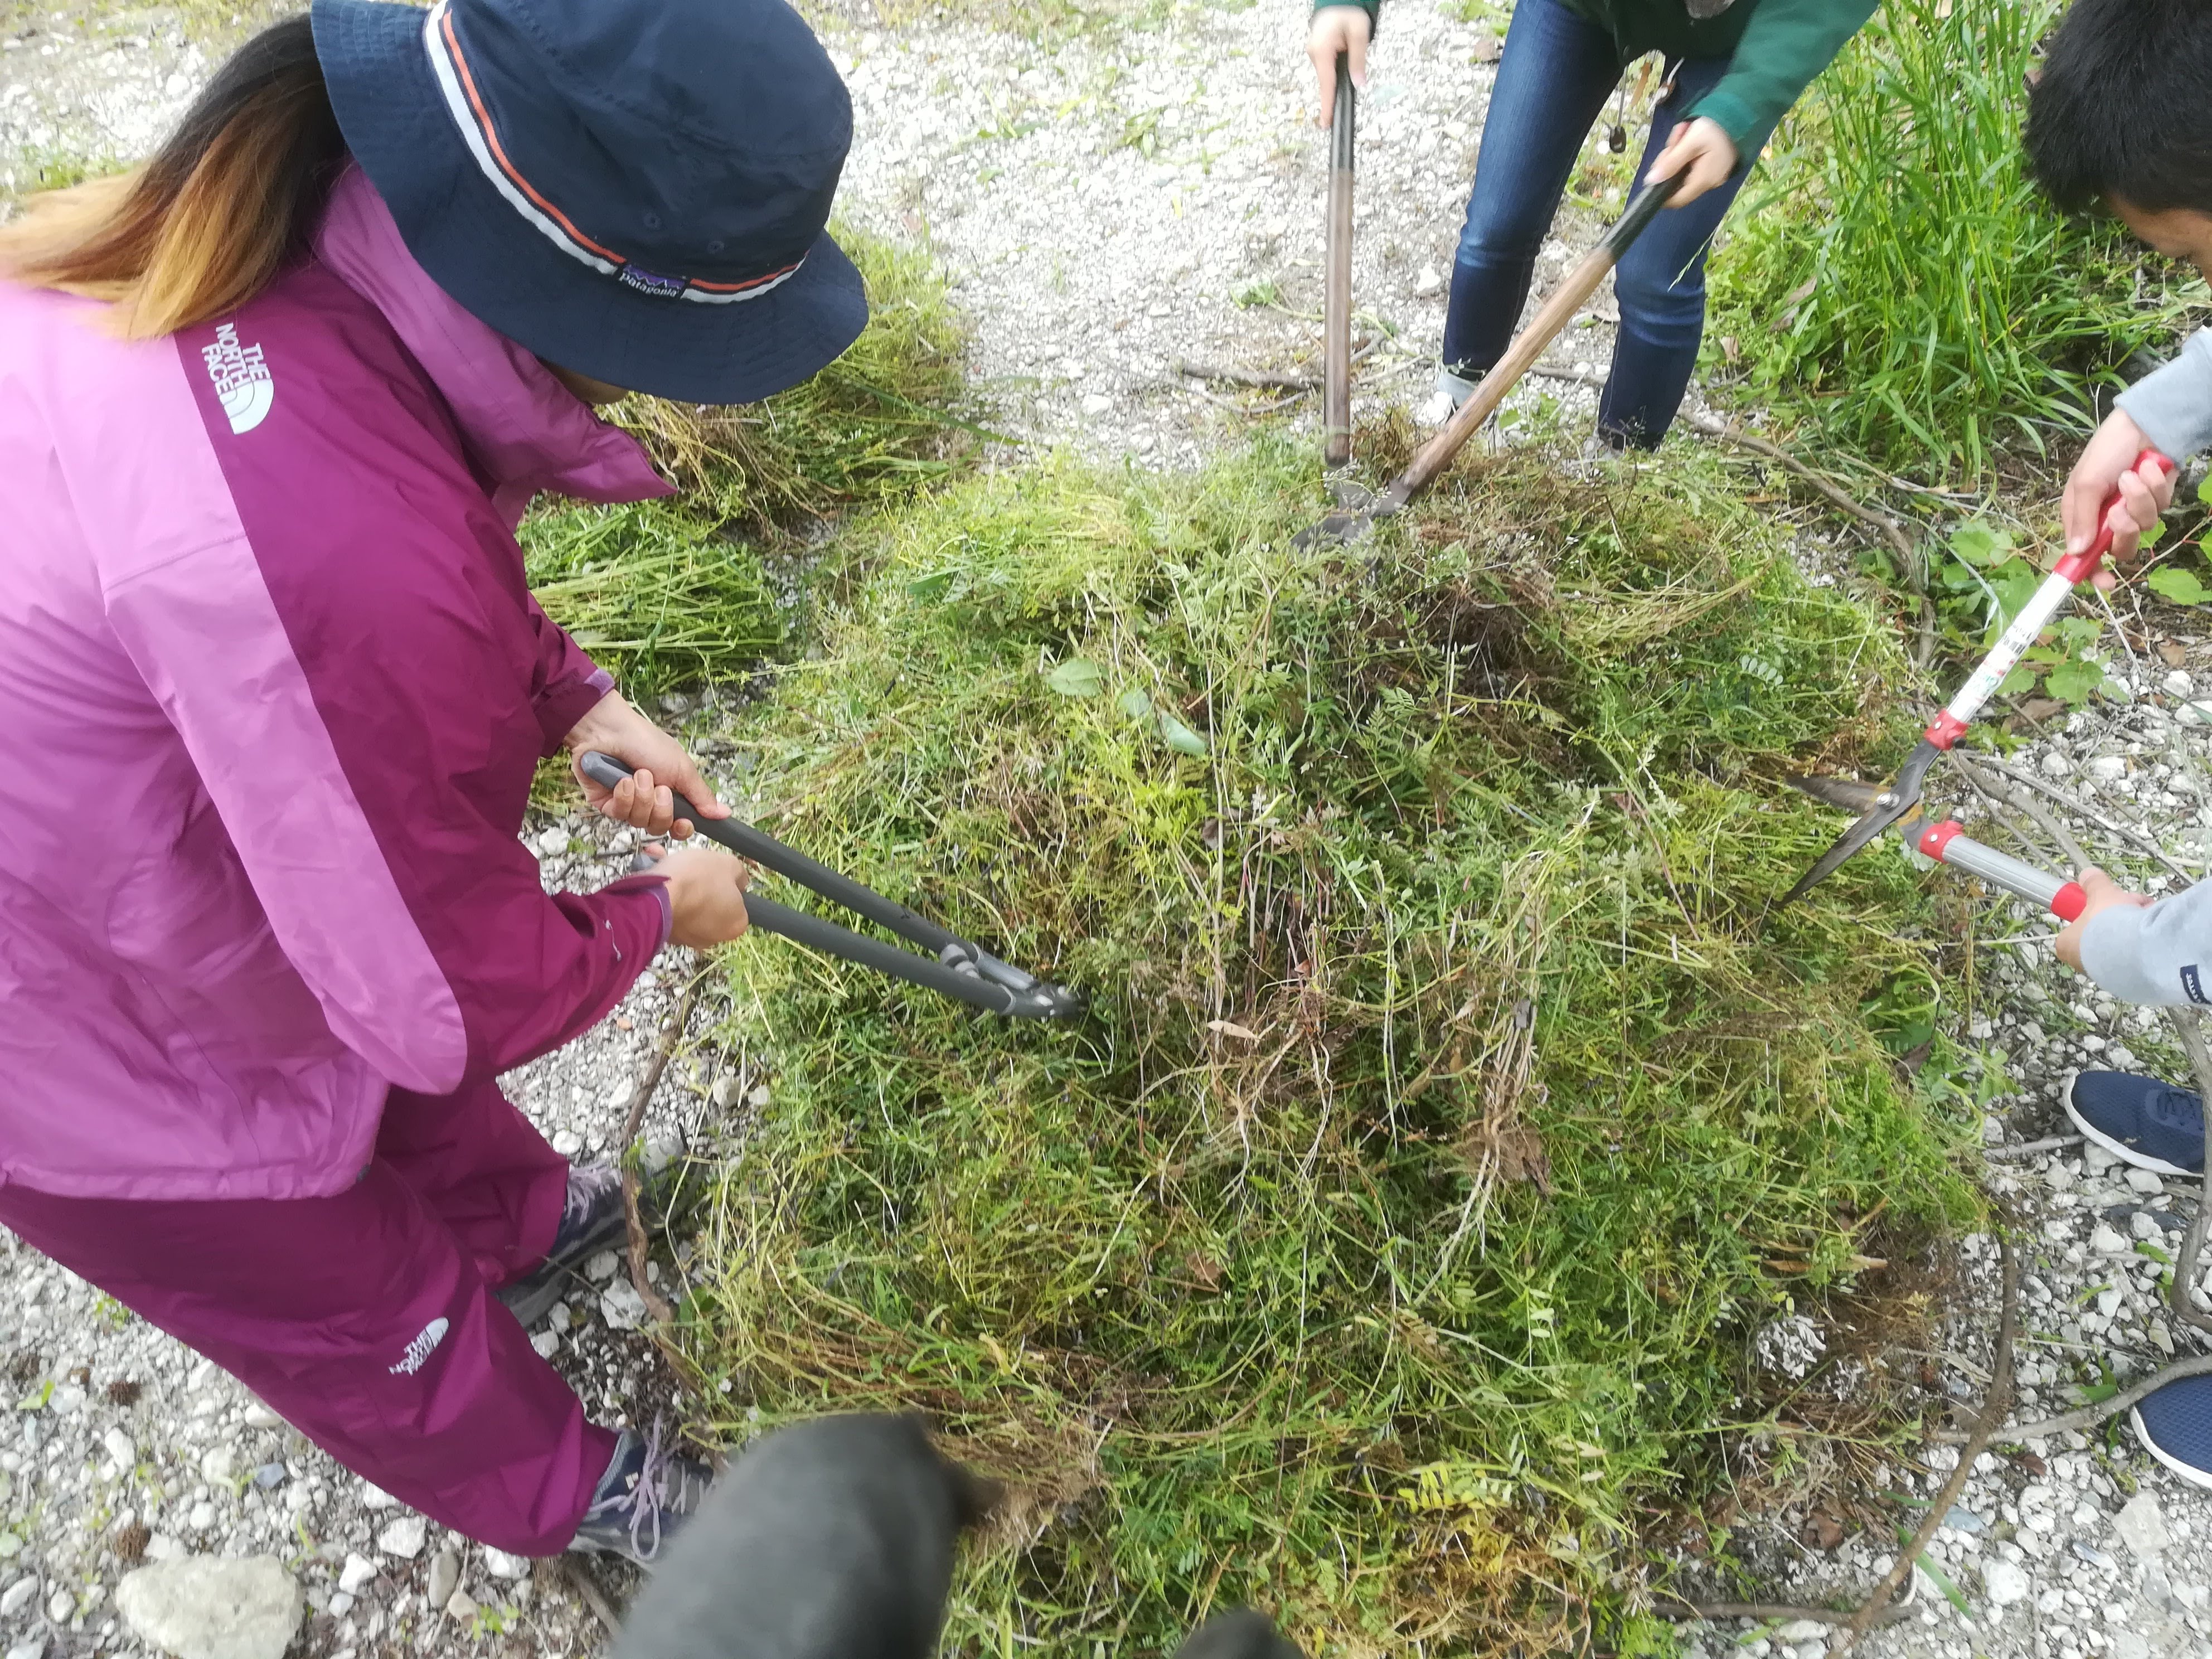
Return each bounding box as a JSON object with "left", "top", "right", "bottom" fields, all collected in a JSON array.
[
  {"left": 621, "top": 1414, "right": 685, "bottom": 1561},
  {"left": 560, "top": 1163, "right": 623, "bottom": 1243},
  {"left": 2149, "top": 1087, "right": 2206, "bottom": 1133}
]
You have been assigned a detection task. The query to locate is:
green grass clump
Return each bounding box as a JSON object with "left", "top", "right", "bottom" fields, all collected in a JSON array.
[
  {"left": 522, "top": 226, "right": 971, "bottom": 698},
  {"left": 520, "top": 503, "right": 784, "bottom": 706},
  {"left": 1707, "top": 0, "right": 2201, "bottom": 479},
  {"left": 679, "top": 439, "right": 1982, "bottom": 1652}
]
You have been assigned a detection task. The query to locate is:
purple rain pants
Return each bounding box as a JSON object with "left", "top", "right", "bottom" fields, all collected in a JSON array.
[{"left": 0, "top": 1080, "right": 617, "bottom": 1555}]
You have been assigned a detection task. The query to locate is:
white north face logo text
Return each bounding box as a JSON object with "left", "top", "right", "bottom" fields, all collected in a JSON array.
[
  {"left": 389, "top": 1317, "right": 449, "bottom": 1376},
  {"left": 201, "top": 322, "right": 274, "bottom": 435}
]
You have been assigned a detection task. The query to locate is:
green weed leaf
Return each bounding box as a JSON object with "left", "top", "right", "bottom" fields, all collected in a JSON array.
[
  {"left": 2141, "top": 518, "right": 2169, "bottom": 550},
  {"left": 1118, "top": 689, "right": 1156, "bottom": 723},
  {"left": 2044, "top": 657, "right": 2107, "bottom": 705},
  {"left": 2148, "top": 566, "right": 2211, "bottom": 606},
  {"left": 1047, "top": 658, "right": 1105, "bottom": 697},
  {"left": 1156, "top": 710, "right": 1210, "bottom": 756},
  {"left": 1948, "top": 522, "right": 2011, "bottom": 566},
  {"left": 908, "top": 570, "right": 955, "bottom": 602}
]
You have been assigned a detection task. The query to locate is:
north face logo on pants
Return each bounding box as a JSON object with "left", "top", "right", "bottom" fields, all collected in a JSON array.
[{"left": 390, "top": 1317, "right": 450, "bottom": 1376}]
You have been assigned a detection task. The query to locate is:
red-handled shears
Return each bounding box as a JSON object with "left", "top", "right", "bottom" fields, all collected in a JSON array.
[
  {"left": 1787, "top": 775, "right": 2088, "bottom": 919},
  {"left": 1778, "top": 449, "right": 2171, "bottom": 906}
]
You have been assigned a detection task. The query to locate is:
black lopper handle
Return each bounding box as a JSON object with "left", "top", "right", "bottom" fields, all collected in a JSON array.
[{"left": 577, "top": 751, "right": 963, "bottom": 958}]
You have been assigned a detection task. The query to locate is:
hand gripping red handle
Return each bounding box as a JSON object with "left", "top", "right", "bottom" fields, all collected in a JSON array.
[
  {"left": 2054, "top": 447, "right": 2175, "bottom": 585},
  {"left": 1923, "top": 447, "right": 2175, "bottom": 750}
]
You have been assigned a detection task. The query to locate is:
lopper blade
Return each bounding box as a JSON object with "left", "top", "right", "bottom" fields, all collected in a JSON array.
[{"left": 1776, "top": 740, "right": 1944, "bottom": 906}]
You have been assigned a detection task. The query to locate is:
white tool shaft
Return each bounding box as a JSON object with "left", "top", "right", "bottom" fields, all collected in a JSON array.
[
  {"left": 1934, "top": 834, "right": 2070, "bottom": 910},
  {"left": 1942, "top": 569, "right": 2074, "bottom": 730}
]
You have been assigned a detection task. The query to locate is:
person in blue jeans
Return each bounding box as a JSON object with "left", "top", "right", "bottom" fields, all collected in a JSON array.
[{"left": 1305, "top": 0, "right": 1876, "bottom": 448}]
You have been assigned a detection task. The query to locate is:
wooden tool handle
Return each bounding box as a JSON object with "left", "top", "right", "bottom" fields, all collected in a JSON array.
[
  {"left": 1382, "top": 177, "right": 1679, "bottom": 511},
  {"left": 1322, "top": 52, "right": 1356, "bottom": 471}
]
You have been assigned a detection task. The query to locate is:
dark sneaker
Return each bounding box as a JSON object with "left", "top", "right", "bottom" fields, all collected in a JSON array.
[
  {"left": 2064, "top": 1071, "right": 2206, "bottom": 1177},
  {"left": 570, "top": 1422, "right": 716, "bottom": 1565},
  {"left": 497, "top": 1162, "right": 629, "bottom": 1328},
  {"left": 2133, "top": 1375, "right": 2212, "bottom": 1491}
]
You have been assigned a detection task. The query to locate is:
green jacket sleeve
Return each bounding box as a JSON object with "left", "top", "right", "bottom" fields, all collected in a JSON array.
[
  {"left": 1313, "top": 0, "right": 1380, "bottom": 32},
  {"left": 1686, "top": 0, "right": 1878, "bottom": 163}
]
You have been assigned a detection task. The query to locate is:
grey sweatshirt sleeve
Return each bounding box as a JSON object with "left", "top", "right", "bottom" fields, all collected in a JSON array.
[
  {"left": 2116, "top": 328, "right": 2212, "bottom": 460},
  {"left": 2079, "top": 879, "right": 2212, "bottom": 1007}
]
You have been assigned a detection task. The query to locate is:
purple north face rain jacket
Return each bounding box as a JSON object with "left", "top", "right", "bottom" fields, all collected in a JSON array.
[{"left": 0, "top": 165, "right": 677, "bottom": 1202}]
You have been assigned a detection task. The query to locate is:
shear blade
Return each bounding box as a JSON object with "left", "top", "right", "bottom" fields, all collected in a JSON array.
[{"left": 1776, "top": 740, "right": 1944, "bottom": 906}]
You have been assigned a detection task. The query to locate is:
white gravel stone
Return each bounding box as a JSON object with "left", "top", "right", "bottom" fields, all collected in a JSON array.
[
  {"left": 0, "top": 1576, "right": 36, "bottom": 1618},
  {"left": 481, "top": 1546, "right": 530, "bottom": 1581},
  {"left": 2114, "top": 1492, "right": 2170, "bottom": 1558},
  {"left": 2089, "top": 1222, "right": 2131, "bottom": 1254},
  {"left": 336, "top": 1553, "right": 377, "bottom": 1595},
  {"left": 426, "top": 1548, "right": 459, "bottom": 1609},
  {"left": 600, "top": 1278, "right": 649, "bottom": 1332},
  {"left": 115, "top": 1555, "right": 303, "bottom": 1659},
  {"left": 375, "top": 1516, "right": 426, "bottom": 1560},
  {"left": 1984, "top": 1559, "right": 2031, "bottom": 1605}
]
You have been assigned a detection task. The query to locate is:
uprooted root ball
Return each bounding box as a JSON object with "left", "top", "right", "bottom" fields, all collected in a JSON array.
[{"left": 681, "top": 440, "right": 1982, "bottom": 1653}]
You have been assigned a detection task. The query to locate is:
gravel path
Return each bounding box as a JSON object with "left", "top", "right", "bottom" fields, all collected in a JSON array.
[{"left": 6, "top": 3, "right": 2212, "bottom": 1656}]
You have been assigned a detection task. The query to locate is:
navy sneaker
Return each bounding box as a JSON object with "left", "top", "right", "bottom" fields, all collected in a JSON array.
[
  {"left": 497, "top": 1163, "right": 630, "bottom": 1328},
  {"left": 2064, "top": 1071, "right": 2205, "bottom": 1178},
  {"left": 2133, "top": 1375, "right": 2212, "bottom": 1492},
  {"left": 570, "top": 1422, "right": 717, "bottom": 1565}
]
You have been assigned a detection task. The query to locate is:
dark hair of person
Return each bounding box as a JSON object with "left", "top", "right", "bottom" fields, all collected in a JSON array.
[
  {"left": 2025, "top": 0, "right": 2212, "bottom": 216},
  {"left": 0, "top": 15, "right": 344, "bottom": 336}
]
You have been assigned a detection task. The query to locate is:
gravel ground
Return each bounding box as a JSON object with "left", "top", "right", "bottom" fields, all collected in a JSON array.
[{"left": 6, "top": 3, "right": 2212, "bottom": 1656}]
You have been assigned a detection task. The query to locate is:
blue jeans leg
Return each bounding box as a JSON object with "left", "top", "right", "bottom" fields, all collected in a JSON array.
[
  {"left": 1599, "top": 56, "right": 1747, "bottom": 447},
  {"left": 1440, "top": 0, "right": 1621, "bottom": 381}
]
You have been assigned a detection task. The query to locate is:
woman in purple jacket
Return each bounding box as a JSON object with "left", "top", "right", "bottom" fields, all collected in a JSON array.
[{"left": 0, "top": 0, "right": 862, "bottom": 1566}]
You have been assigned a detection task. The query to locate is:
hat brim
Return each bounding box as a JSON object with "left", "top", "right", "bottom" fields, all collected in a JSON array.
[{"left": 311, "top": 0, "right": 868, "bottom": 405}]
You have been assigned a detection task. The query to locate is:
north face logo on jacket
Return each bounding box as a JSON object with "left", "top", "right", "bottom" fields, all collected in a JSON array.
[{"left": 201, "top": 322, "right": 274, "bottom": 435}]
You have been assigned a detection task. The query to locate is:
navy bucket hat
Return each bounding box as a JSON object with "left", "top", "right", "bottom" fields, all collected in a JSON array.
[{"left": 311, "top": 0, "right": 867, "bottom": 404}]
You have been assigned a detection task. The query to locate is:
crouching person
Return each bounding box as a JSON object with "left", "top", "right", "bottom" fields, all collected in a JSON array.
[
  {"left": 0, "top": 0, "right": 864, "bottom": 1563},
  {"left": 2025, "top": 0, "right": 2212, "bottom": 1490}
]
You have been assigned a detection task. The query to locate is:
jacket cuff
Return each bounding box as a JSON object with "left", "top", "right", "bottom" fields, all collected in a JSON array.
[
  {"left": 2077, "top": 903, "right": 2177, "bottom": 1006},
  {"left": 605, "top": 871, "right": 674, "bottom": 956},
  {"left": 535, "top": 671, "right": 617, "bottom": 755},
  {"left": 2116, "top": 331, "right": 2212, "bottom": 462}
]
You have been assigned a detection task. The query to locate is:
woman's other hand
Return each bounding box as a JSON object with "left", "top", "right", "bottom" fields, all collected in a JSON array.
[
  {"left": 641, "top": 844, "right": 753, "bottom": 949},
  {"left": 562, "top": 691, "right": 729, "bottom": 837},
  {"left": 2063, "top": 409, "right": 2175, "bottom": 588},
  {"left": 2054, "top": 867, "right": 2151, "bottom": 973},
  {"left": 1307, "top": 6, "right": 1371, "bottom": 129},
  {"left": 1645, "top": 115, "right": 1738, "bottom": 206}
]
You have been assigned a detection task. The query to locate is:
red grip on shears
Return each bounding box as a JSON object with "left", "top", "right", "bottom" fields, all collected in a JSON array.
[
  {"left": 2054, "top": 448, "right": 2175, "bottom": 585},
  {"left": 2050, "top": 881, "right": 2088, "bottom": 923},
  {"left": 1916, "top": 819, "right": 1963, "bottom": 861}
]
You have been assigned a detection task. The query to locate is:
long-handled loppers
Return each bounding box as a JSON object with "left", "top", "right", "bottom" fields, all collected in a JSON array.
[
  {"left": 578, "top": 753, "right": 1084, "bottom": 1019},
  {"left": 1778, "top": 449, "right": 2170, "bottom": 906},
  {"left": 1295, "top": 172, "right": 1681, "bottom": 548},
  {"left": 1788, "top": 777, "right": 2089, "bottom": 921}
]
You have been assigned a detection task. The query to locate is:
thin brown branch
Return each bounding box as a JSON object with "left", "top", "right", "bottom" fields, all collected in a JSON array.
[
  {"left": 1969, "top": 754, "right": 2196, "bottom": 882},
  {"left": 1832, "top": 1234, "right": 2019, "bottom": 1656},
  {"left": 1981, "top": 1133, "right": 2084, "bottom": 1162},
  {"left": 1952, "top": 753, "right": 2093, "bottom": 872},
  {"left": 1656, "top": 1597, "right": 1910, "bottom": 1629},
  {"left": 620, "top": 967, "right": 706, "bottom": 1340},
  {"left": 1947, "top": 1351, "right": 2212, "bottom": 1444},
  {"left": 561, "top": 1556, "right": 623, "bottom": 1636},
  {"left": 1670, "top": 406, "right": 1937, "bottom": 670},
  {"left": 2162, "top": 1008, "right": 2212, "bottom": 1339}
]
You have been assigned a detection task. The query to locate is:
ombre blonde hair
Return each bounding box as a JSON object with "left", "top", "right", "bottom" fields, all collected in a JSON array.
[{"left": 0, "top": 16, "right": 344, "bottom": 337}]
